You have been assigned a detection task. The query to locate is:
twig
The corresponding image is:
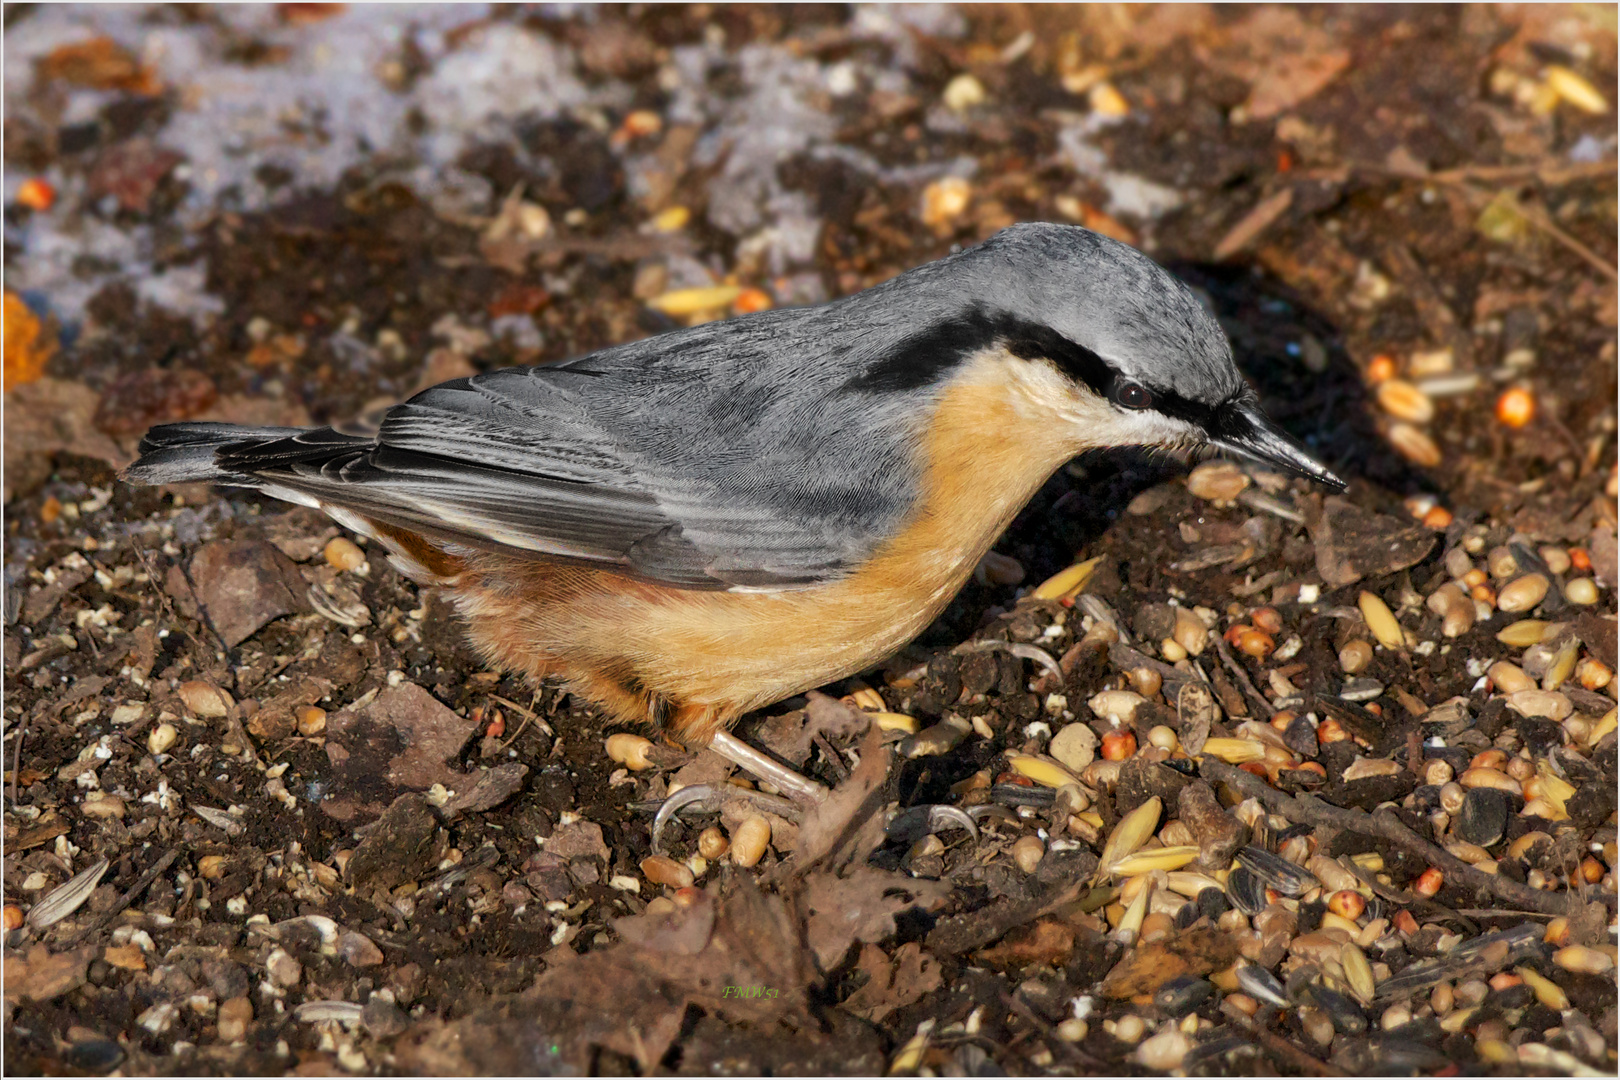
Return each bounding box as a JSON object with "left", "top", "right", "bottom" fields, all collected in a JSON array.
[
  {"left": 1212, "top": 636, "right": 1274, "bottom": 719},
  {"left": 8, "top": 717, "right": 27, "bottom": 808},
  {"left": 1199, "top": 759, "right": 1612, "bottom": 916},
  {"left": 1513, "top": 198, "right": 1617, "bottom": 281},
  {"left": 60, "top": 846, "right": 182, "bottom": 947},
  {"left": 491, "top": 694, "right": 549, "bottom": 753},
  {"left": 1219, "top": 1001, "right": 1345, "bottom": 1077}
]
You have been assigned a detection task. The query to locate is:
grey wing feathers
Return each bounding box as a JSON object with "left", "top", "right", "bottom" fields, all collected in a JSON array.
[{"left": 151, "top": 337, "right": 911, "bottom": 589}]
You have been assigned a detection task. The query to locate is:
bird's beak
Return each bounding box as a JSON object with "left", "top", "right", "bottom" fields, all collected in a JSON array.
[{"left": 1210, "top": 400, "right": 1346, "bottom": 490}]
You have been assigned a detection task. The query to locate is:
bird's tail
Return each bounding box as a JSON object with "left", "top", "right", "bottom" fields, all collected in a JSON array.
[{"left": 120, "top": 422, "right": 312, "bottom": 486}]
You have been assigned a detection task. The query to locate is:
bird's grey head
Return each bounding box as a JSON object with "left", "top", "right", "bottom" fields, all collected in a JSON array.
[{"left": 854, "top": 222, "right": 1344, "bottom": 489}]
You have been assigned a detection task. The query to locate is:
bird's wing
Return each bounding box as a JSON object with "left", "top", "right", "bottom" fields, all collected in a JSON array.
[{"left": 216, "top": 333, "right": 916, "bottom": 590}]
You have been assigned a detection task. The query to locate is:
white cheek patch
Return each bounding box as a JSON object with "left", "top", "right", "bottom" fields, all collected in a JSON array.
[{"left": 1115, "top": 409, "right": 1203, "bottom": 450}]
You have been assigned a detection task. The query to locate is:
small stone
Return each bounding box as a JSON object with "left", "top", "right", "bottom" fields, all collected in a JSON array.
[
  {"left": 1049, "top": 723, "right": 1098, "bottom": 773},
  {"left": 360, "top": 996, "right": 408, "bottom": 1039},
  {"left": 217, "top": 996, "right": 253, "bottom": 1041},
  {"left": 265, "top": 947, "right": 301, "bottom": 988},
  {"left": 337, "top": 930, "right": 384, "bottom": 967}
]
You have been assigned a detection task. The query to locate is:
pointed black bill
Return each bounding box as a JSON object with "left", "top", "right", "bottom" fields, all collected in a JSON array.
[{"left": 1210, "top": 400, "right": 1346, "bottom": 490}]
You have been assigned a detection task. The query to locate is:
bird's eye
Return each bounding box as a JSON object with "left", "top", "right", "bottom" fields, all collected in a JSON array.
[{"left": 1112, "top": 381, "right": 1153, "bottom": 410}]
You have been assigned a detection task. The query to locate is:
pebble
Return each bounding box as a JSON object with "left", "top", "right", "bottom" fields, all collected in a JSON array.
[
  {"left": 1049, "top": 723, "right": 1098, "bottom": 773},
  {"left": 1135, "top": 1029, "right": 1190, "bottom": 1070},
  {"left": 178, "top": 680, "right": 232, "bottom": 718},
  {"left": 217, "top": 996, "right": 253, "bottom": 1042},
  {"left": 1186, "top": 461, "right": 1249, "bottom": 502},
  {"left": 1012, "top": 835, "right": 1045, "bottom": 874},
  {"left": 266, "top": 948, "right": 301, "bottom": 989}
]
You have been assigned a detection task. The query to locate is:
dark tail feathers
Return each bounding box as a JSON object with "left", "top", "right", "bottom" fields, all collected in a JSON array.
[{"left": 120, "top": 422, "right": 311, "bottom": 486}]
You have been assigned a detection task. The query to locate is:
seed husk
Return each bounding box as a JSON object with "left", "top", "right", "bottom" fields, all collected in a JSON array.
[
  {"left": 1234, "top": 963, "right": 1289, "bottom": 1008},
  {"left": 26, "top": 857, "right": 109, "bottom": 931}
]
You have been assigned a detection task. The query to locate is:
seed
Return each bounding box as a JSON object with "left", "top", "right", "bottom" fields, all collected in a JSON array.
[
  {"left": 1342, "top": 941, "right": 1376, "bottom": 1003},
  {"left": 1487, "top": 661, "right": 1535, "bottom": 694},
  {"left": 1358, "top": 591, "right": 1404, "bottom": 649},
  {"left": 1099, "top": 796, "right": 1162, "bottom": 874},
  {"left": 1316, "top": 717, "right": 1349, "bottom": 745},
  {"left": 1089, "top": 80, "right": 1130, "bottom": 117},
  {"left": 975, "top": 550, "right": 1025, "bottom": 587},
  {"left": 1109, "top": 846, "right": 1200, "bottom": 876},
  {"left": 1200, "top": 738, "right": 1267, "bottom": 764},
  {"left": 1424, "top": 759, "right": 1453, "bottom": 786},
  {"left": 1327, "top": 890, "right": 1366, "bottom": 920},
  {"left": 1496, "top": 620, "right": 1552, "bottom": 647},
  {"left": 1387, "top": 422, "right": 1441, "bottom": 466},
  {"left": 1112, "top": 1014, "right": 1146, "bottom": 1045},
  {"left": 1101, "top": 731, "right": 1136, "bottom": 761},
  {"left": 1236, "top": 628, "right": 1274, "bottom": 658},
  {"left": 1225, "top": 992, "right": 1259, "bottom": 1016},
  {"left": 1459, "top": 767, "right": 1520, "bottom": 796},
  {"left": 1013, "top": 835, "right": 1045, "bottom": 874},
  {"left": 1135, "top": 1029, "right": 1190, "bottom": 1071},
  {"left": 324, "top": 537, "right": 366, "bottom": 571},
  {"left": 1564, "top": 577, "right": 1600, "bottom": 605},
  {"left": 1413, "top": 867, "right": 1443, "bottom": 897},
  {"left": 1495, "top": 387, "right": 1535, "bottom": 428},
  {"left": 1381, "top": 1003, "right": 1412, "bottom": 1031},
  {"left": 1548, "top": 945, "right": 1613, "bottom": 977},
  {"left": 1498, "top": 573, "right": 1550, "bottom": 613},
  {"left": 1007, "top": 754, "right": 1082, "bottom": 788},
  {"left": 26, "top": 857, "right": 109, "bottom": 931},
  {"left": 1393, "top": 910, "right": 1419, "bottom": 935},
  {"left": 1505, "top": 756, "right": 1535, "bottom": 782},
  {"left": 696, "top": 827, "right": 729, "bottom": 860},
  {"left": 1505, "top": 689, "right": 1572, "bottom": 721},
  {"left": 1089, "top": 689, "right": 1147, "bottom": 723},
  {"left": 1057, "top": 1018, "right": 1088, "bottom": 1042},
  {"left": 1173, "top": 607, "right": 1210, "bottom": 656},
  {"left": 605, "top": 733, "right": 654, "bottom": 770},
  {"left": 198, "top": 855, "right": 228, "bottom": 880},
  {"left": 920, "top": 176, "right": 972, "bottom": 227},
  {"left": 1147, "top": 725, "right": 1178, "bottom": 751},
  {"left": 147, "top": 722, "right": 178, "bottom": 756},
  {"left": 1515, "top": 966, "right": 1569, "bottom": 1010},
  {"left": 1422, "top": 505, "right": 1453, "bottom": 529},
  {"left": 1377, "top": 379, "right": 1436, "bottom": 423},
  {"left": 1160, "top": 637, "right": 1188, "bottom": 662},
  {"left": 1581, "top": 855, "right": 1604, "bottom": 883},
  {"left": 1577, "top": 659, "right": 1612, "bottom": 691},
  {"left": 1126, "top": 667, "right": 1163, "bottom": 699},
  {"left": 2, "top": 906, "right": 22, "bottom": 932},
  {"left": 81, "top": 793, "right": 126, "bottom": 819},
  {"left": 1430, "top": 981, "right": 1454, "bottom": 1016},
  {"left": 1186, "top": 461, "right": 1250, "bottom": 502},
  {"left": 178, "top": 680, "right": 233, "bottom": 718},
  {"left": 641, "top": 855, "right": 694, "bottom": 889},
  {"left": 1338, "top": 640, "right": 1373, "bottom": 674},
  {"left": 1365, "top": 354, "right": 1398, "bottom": 383},
  {"left": 1030, "top": 556, "right": 1102, "bottom": 600},
  {"left": 295, "top": 706, "right": 327, "bottom": 736},
  {"left": 730, "top": 816, "right": 771, "bottom": 868}
]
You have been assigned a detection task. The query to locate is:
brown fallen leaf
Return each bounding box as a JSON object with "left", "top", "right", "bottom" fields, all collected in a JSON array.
[
  {"left": 1098, "top": 926, "right": 1240, "bottom": 999},
  {"left": 841, "top": 941, "right": 942, "bottom": 1023},
  {"left": 972, "top": 917, "right": 1078, "bottom": 970},
  {"left": 802, "top": 864, "right": 950, "bottom": 972},
  {"left": 2, "top": 944, "right": 97, "bottom": 1004}
]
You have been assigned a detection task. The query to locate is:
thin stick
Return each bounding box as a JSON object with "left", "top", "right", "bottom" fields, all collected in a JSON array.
[
  {"left": 1212, "top": 635, "right": 1274, "bottom": 718},
  {"left": 60, "top": 846, "right": 182, "bottom": 947},
  {"left": 490, "top": 694, "right": 549, "bottom": 752},
  {"left": 1199, "top": 759, "right": 1609, "bottom": 916},
  {"left": 1514, "top": 199, "right": 1618, "bottom": 281}
]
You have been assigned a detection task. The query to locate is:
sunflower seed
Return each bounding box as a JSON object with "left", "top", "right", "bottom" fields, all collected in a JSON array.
[
  {"left": 1235, "top": 963, "right": 1290, "bottom": 1009},
  {"left": 1235, "top": 846, "right": 1320, "bottom": 897},
  {"left": 1225, "top": 865, "right": 1268, "bottom": 915},
  {"left": 25, "top": 857, "right": 109, "bottom": 931}
]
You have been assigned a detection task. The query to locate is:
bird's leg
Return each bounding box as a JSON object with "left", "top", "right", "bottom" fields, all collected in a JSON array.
[
  {"left": 708, "top": 730, "right": 828, "bottom": 805},
  {"left": 666, "top": 701, "right": 828, "bottom": 805}
]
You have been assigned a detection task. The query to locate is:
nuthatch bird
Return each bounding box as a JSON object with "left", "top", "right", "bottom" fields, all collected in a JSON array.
[{"left": 123, "top": 223, "right": 1344, "bottom": 801}]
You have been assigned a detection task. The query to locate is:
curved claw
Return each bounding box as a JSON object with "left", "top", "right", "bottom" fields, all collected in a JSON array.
[{"left": 885, "top": 804, "right": 980, "bottom": 846}]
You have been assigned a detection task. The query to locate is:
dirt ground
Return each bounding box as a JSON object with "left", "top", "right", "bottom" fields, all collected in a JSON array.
[{"left": 3, "top": 4, "right": 1617, "bottom": 1076}]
